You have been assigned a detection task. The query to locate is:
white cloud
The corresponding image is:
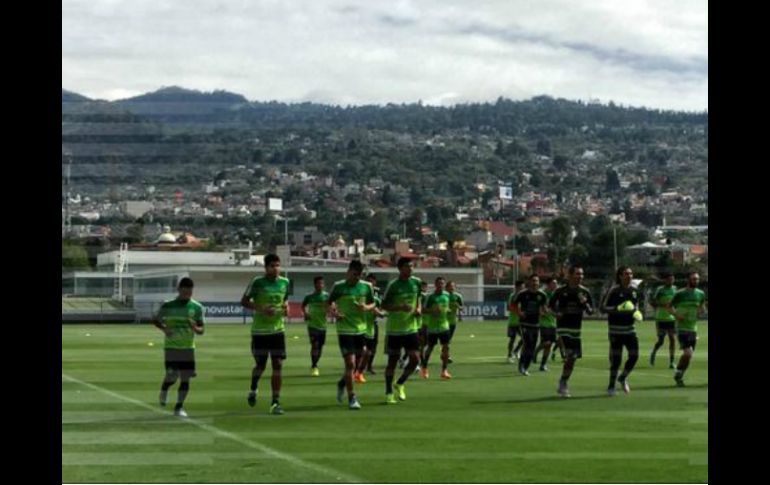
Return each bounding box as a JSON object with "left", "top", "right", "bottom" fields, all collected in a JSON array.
[{"left": 62, "top": 0, "right": 707, "bottom": 110}]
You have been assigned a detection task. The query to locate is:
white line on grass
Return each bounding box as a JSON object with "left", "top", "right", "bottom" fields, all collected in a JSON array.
[{"left": 62, "top": 373, "right": 363, "bottom": 483}]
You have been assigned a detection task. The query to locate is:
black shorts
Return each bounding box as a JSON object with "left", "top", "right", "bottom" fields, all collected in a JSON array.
[
  {"left": 507, "top": 325, "right": 520, "bottom": 338},
  {"left": 656, "top": 321, "right": 676, "bottom": 334},
  {"left": 609, "top": 332, "right": 640, "bottom": 355},
  {"left": 677, "top": 331, "right": 698, "bottom": 350},
  {"left": 251, "top": 333, "right": 287, "bottom": 360},
  {"left": 418, "top": 324, "right": 428, "bottom": 340},
  {"left": 428, "top": 331, "right": 451, "bottom": 346},
  {"left": 539, "top": 327, "right": 557, "bottom": 343},
  {"left": 386, "top": 333, "right": 420, "bottom": 356},
  {"left": 559, "top": 334, "right": 582, "bottom": 359},
  {"left": 308, "top": 327, "right": 327, "bottom": 347},
  {"left": 338, "top": 334, "right": 365, "bottom": 356},
  {"left": 165, "top": 349, "right": 196, "bottom": 377}
]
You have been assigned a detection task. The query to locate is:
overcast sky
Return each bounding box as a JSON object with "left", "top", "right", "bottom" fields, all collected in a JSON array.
[{"left": 62, "top": 0, "right": 707, "bottom": 111}]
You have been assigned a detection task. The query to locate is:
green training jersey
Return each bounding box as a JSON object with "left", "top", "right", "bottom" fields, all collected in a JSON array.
[
  {"left": 447, "top": 291, "right": 464, "bottom": 325},
  {"left": 540, "top": 290, "right": 557, "bottom": 328},
  {"left": 157, "top": 298, "right": 205, "bottom": 350},
  {"left": 328, "top": 280, "right": 375, "bottom": 335},
  {"left": 653, "top": 285, "right": 677, "bottom": 322},
  {"left": 302, "top": 291, "right": 329, "bottom": 331},
  {"left": 670, "top": 288, "right": 706, "bottom": 333},
  {"left": 243, "top": 275, "right": 291, "bottom": 335},
  {"left": 424, "top": 290, "right": 451, "bottom": 333},
  {"left": 382, "top": 276, "right": 423, "bottom": 335}
]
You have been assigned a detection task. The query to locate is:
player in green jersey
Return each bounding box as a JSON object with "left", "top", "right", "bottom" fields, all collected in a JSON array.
[
  {"left": 241, "top": 253, "right": 291, "bottom": 415},
  {"left": 302, "top": 276, "right": 329, "bottom": 376},
  {"left": 381, "top": 257, "right": 423, "bottom": 403},
  {"left": 649, "top": 272, "right": 677, "bottom": 368},
  {"left": 533, "top": 276, "right": 559, "bottom": 371},
  {"left": 668, "top": 272, "right": 707, "bottom": 387},
  {"left": 356, "top": 273, "right": 384, "bottom": 379},
  {"left": 445, "top": 281, "right": 464, "bottom": 363},
  {"left": 154, "top": 277, "right": 205, "bottom": 418},
  {"left": 420, "top": 277, "right": 453, "bottom": 380},
  {"left": 328, "top": 260, "right": 376, "bottom": 410}
]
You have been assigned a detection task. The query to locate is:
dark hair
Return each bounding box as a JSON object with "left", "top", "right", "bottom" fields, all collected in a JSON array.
[
  {"left": 660, "top": 272, "right": 672, "bottom": 279},
  {"left": 435, "top": 277, "right": 446, "bottom": 284},
  {"left": 348, "top": 260, "right": 364, "bottom": 273},
  {"left": 528, "top": 274, "right": 539, "bottom": 281},
  {"left": 568, "top": 264, "right": 583, "bottom": 275},
  {"left": 179, "top": 277, "right": 194, "bottom": 289},
  {"left": 545, "top": 277, "right": 557, "bottom": 284},
  {"left": 515, "top": 280, "right": 525, "bottom": 287},
  {"left": 264, "top": 253, "right": 281, "bottom": 266},
  {"left": 366, "top": 274, "right": 377, "bottom": 282},
  {"left": 616, "top": 266, "right": 632, "bottom": 284},
  {"left": 397, "top": 257, "right": 412, "bottom": 268},
  {"left": 313, "top": 276, "right": 324, "bottom": 284}
]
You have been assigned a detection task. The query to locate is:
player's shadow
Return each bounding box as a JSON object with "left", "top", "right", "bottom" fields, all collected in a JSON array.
[{"left": 470, "top": 382, "right": 708, "bottom": 405}]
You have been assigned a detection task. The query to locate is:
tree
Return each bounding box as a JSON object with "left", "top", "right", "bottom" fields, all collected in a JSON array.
[
  {"left": 605, "top": 169, "right": 621, "bottom": 191},
  {"left": 62, "top": 241, "right": 90, "bottom": 269},
  {"left": 553, "top": 154, "right": 568, "bottom": 171},
  {"left": 366, "top": 210, "right": 388, "bottom": 244},
  {"left": 536, "top": 139, "right": 552, "bottom": 157},
  {"left": 568, "top": 244, "right": 589, "bottom": 266},
  {"left": 515, "top": 235, "right": 534, "bottom": 253},
  {"left": 381, "top": 184, "right": 394, "bottom": 206}
]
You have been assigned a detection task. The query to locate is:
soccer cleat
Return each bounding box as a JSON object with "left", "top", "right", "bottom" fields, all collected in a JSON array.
[
  {"left": 269, "top": 402, "right": 285, "bottom": 415},
  {"left": 447, "top": 357, "right": 454, "bottom": 364},
  {"left": 420, "top": 368, "right": 429, "bottom": 379},
  {"left": 620, "top": 378, "right": 631, "bottom": 394},
  {"left": 607, "top": 387, "right": 617, "bottom": 397},
  {"left": 385, "top": 393, "right": 398, "bottom": 404},
  {"left": 336, "top": 384, "right": 345, "bottom": 404},
  {"left": 669, "top": 362, "right": 676, "bottom": 370},
  {"left": 354, "top": 372, "right": 367, "bottom": 384},
  {"left": 394, "top": 383, "right": 407, "bottom": 401},
  {"left": 557, "top": 383, "right": 571, "bottom": 398},
  {"left": 247, "top": 390, "right": 257, "bottom": 407},
  {"left": 174, "top": 407, "right": 188, "bottom": 418},
  {"left": 159, "top": 389, "right": 168, "bottom": 407},
  {"left": 539, "top": 365, "right": 548, "bottom": 372},
  {"left": 519, "top": 366, "right": 530, "bottom": 376},
  {"left": 674, "top": 372, "right": 685, "bottom": 387},
  {"left": 348, "top": 397, "right": 362, "bottom": 410},
  {"left": 507, "top": 356, "right": 516, "bottom": 364},
  {"left": 440, "top": 370, "right": 452, "bottom": 380},
  {"left": 311, "top": 367, "right": 320, "bottom": 377}
]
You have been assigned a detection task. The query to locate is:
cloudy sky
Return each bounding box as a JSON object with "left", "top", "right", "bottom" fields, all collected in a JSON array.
[{"left": 62, "top": 0, "right": 707, "bottom": 111}]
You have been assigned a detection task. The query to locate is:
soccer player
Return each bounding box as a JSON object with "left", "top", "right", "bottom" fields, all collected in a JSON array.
[
  {"left": 446, "top": 280, "right": 464, "bottom": 363},
  {"left": 154, "top": 277, "right": 205, "bottom": 418},
  {"left": 381, "top": 257, "right": 423, "bottom": 403},
  {"left": 328, "top": 260, "right": 375, "bottom": 410},
  {"left": 533, "top": 276, "right": 558, "bottom": 371},
  {"left": 550, "top": 265, "right": 594, "bottom": 398},
  {"left": 668, "top": 272, "right": 707, "bottom": 387},
  {"left": 241, "top": 253, "right": 291, "bottom": 415},
  {"left": 301, "top": 276, "right": 329, "bottom": 376},
  {"left": 506, "top": 280, "right": 526, "bottom": 363},
  {"left": 649, "top": 272, "right": 677, "bottom": 369},
  {"left": 420, "top": 277, "right": 453, "bottom": 380},
  {"left": 513, "top": 274, "right": 549, "bottom": 376},
  {"left": 401, "top": 281, "right": 429, "bottom": 372},
  {"left": 356, "top": 273, "right": 384, "bottom": 377},
  {"left": 602, "top": 266, "right": 642, "bottom": 396}
]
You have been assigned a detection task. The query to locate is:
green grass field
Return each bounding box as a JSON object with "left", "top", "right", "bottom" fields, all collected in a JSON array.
[{"left": 62, "top": 321, "right": 707, "bottom": 483}]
